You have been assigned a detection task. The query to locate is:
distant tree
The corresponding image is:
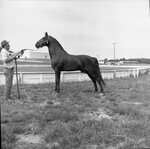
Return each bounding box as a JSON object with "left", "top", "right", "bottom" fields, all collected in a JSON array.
[{"left": 120, "top": 58, "right": 126, "bottom": 61}]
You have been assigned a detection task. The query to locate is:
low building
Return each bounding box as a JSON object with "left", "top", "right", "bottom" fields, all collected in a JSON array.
[
  {"left": 98, "top": 59, "right": 104, "bottom": 65},
  {"left": 105, "top": 60, "right": 118, "bottom": 65},
  {"left": 118, "top": 61, "right": 138, "bottom": 65},
  {"left": 105, "top": 60, "right": 138, "bottom": 65},
  {"left": 23, "top": 51, "right": 50, "bottom": 59}
]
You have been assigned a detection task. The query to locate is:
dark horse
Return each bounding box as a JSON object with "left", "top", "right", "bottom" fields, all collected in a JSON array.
[{"left": 35, "top": 32, "right": 106, "bottom": 93}]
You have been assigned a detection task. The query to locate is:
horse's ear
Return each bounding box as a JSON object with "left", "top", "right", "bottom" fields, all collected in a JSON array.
[{"left": 45, "top": 32, "right": 48, "bottom": 37}]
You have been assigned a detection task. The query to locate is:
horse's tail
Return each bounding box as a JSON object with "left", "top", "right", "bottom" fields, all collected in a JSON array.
[{"left": 95, "top": 58, "right": 106, "bottom": 87}]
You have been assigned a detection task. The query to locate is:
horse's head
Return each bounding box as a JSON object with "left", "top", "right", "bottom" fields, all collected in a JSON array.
[{"left": 35, "top": 32, "right": 49, "bottom": 48}]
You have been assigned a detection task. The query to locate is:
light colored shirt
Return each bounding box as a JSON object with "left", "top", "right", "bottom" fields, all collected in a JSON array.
[{"left": 1, "top": 48, "right": 15, "bottom": 69}]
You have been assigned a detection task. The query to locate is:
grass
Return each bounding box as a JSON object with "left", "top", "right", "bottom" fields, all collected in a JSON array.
[{"left": 1, "top": 74, "right": 150, "bottom": 149}]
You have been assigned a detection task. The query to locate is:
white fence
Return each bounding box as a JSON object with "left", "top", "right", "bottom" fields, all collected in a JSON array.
[{"left": 0, "top": 67, "right": 149, "bottom": 85}]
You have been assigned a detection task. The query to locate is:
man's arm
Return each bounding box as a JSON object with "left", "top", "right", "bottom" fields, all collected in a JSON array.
[
  {"left": 3, "top": 55, "right": 14, "bottom": 63},
  {"left": 3, "top": 50, "right": 24, "bottom": 63},
  {"left": 12, "top": 50, "right": 24, "bottom": 58}
]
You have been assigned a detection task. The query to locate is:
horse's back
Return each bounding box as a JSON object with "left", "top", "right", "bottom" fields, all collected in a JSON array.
[
  {"left": 77, "top": 55, "right": 98, "bottom": 66},
  {"left": 75, "top": 55, "right": 99, "bottom": 72}
]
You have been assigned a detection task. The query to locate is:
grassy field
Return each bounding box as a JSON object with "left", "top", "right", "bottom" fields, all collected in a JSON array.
[{"left": 1, "top": 74, "right": 150, "bottom": 149}]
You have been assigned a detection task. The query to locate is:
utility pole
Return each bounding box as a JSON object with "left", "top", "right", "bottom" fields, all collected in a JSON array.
[{"left": 112, "top": 42, "right": 117, "bottom": 61}]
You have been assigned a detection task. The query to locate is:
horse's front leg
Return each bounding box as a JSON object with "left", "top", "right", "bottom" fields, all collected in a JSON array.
[{"left": 55, "top": 69, "right": 61, "bottom": 93}]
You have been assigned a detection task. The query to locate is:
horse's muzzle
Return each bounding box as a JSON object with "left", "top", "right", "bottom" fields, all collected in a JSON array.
[{"left": 35, "top": 42, "right": 40, "bottom": 48}]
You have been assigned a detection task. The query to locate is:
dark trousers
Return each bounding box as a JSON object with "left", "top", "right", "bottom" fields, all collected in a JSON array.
[{"left": 3, "top": 68, "right": 14, "bottom": 100}]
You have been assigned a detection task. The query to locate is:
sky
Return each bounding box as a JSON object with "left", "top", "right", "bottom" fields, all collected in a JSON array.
[{"left": 0, "top": 0, "right": 150, "bottom": 59}]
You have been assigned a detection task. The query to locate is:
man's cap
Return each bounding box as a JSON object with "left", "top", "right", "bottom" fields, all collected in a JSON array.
[{"left": 1, "top": 40, "right": 9, "bottom": 47}]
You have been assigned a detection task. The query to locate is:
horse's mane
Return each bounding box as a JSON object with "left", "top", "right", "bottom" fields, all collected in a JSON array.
[{"left": 49, "top": 36, "right": 67, "bottom": 53}]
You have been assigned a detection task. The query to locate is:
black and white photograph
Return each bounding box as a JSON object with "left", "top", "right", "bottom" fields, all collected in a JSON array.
[{"left": 0, "top": 0, "right": 150, "bottom": 148}]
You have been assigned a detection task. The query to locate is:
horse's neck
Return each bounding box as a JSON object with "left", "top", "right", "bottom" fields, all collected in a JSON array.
[
  {"left": 48, "top": 41, "right": 68, "bottom": 59},
  {"left": 48, "top": 47, "right": 53, "bottom": 60}
]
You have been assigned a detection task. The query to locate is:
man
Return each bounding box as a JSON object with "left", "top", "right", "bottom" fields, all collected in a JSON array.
[{"left": 1, "top": 40, "right": 24, "bottom": 100}]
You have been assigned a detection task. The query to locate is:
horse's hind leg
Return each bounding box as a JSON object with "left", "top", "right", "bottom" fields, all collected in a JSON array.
[
  {"left": 87, "top": 73, "right": 98, "bottom": 92},
  {"left": 99, "top": 73, "right": 106, "bottom": 87},
  {"left": 96, "top": 71, "right": 106, "bottom": 93},
  {"left": 96, "top": 77, "right": 104, "bottom": 93},
  {"left": 95, "top": 66, "right": 106, "bottom": 93}
]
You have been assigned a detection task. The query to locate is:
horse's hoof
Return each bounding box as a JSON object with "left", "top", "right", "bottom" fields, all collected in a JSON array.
[
  {"left": 55, "top": 89, "right": 60, "bottom": 93},
  {"left": 100, "top": 93, "right": 104, "bottom": 97},
  {"left": 52, "top": 92, "right": 59, "bottom": 98}
]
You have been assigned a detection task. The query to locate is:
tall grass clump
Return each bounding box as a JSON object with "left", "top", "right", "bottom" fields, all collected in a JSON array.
[
  {"left": 106, "top": 103, "right": 144, "bottom": 119},
  {"left": 1, "top": 125, "right": 18, "bottom": 149},
  {"left": 43, "top": 119, "right": 124, "bottom": 148},
  {"left": 44, "top": 106, "right": 78, "bottom": 122},
  {"left": 44, "top": 120, "right": 71, "bottom": 143},
  {"left": 122, "top": 121, "right": 150, "bottom": 139}
]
